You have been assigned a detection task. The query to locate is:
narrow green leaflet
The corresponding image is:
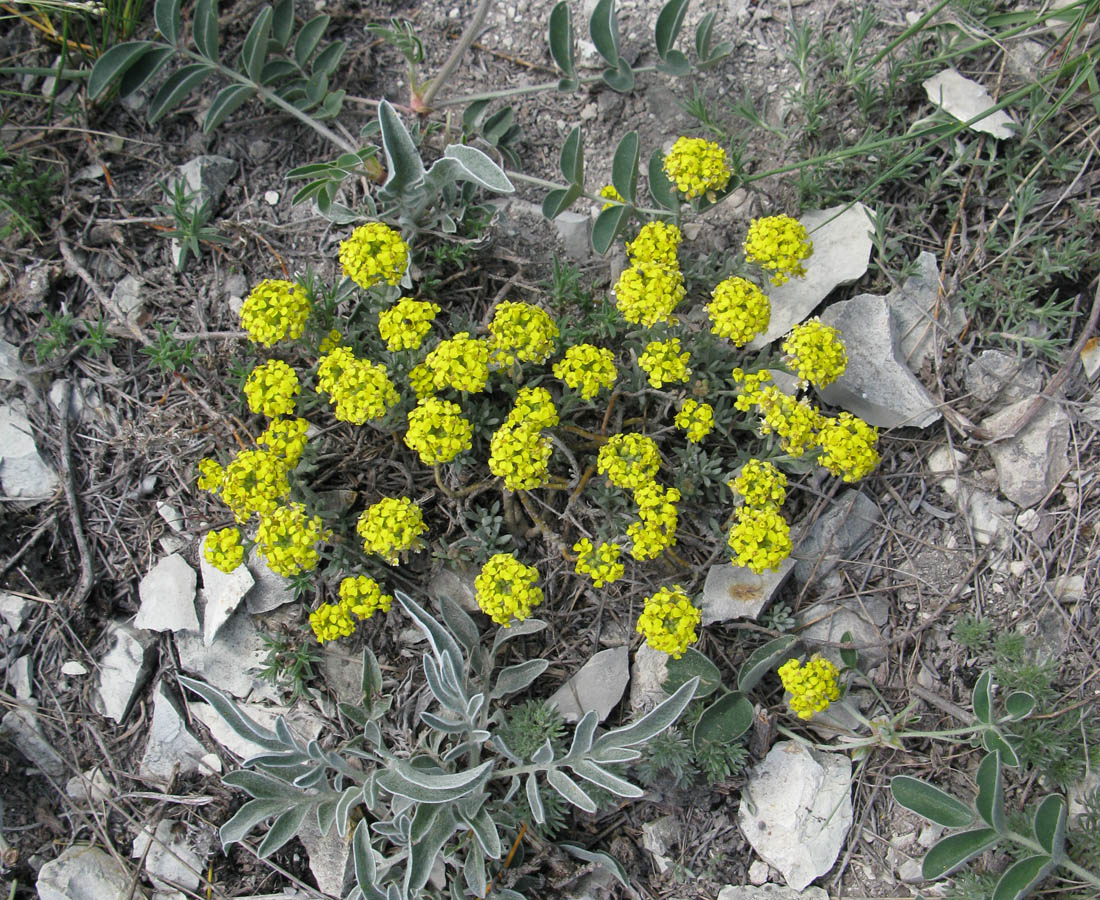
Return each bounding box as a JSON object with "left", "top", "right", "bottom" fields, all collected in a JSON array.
[
  {"left": 547, "top": 768, "right": 596, "bottom": 813},
  {"left": 568, "top": 760, "right": 643, "bottom": 798},
  {"left": 312, "top": 42, "right": 346, "bottom": 79},
  {"left": 922, "top": 828, "right": 1000, "bottom": 879},
  {"left": 972, "top": 670, "right": 993, "bottom": 724},
  {"left": 991, "top": 855, "right": 1055, "bottom": 900},
  {"left": 603, "top": 58, "right": 635, "bottom": 93},
  {"left": 88, "top": 41, "right": 159, "bottom": 100},
  {"left": 491, "top": 659, "right": 549, "bottom": 700},
  {"left": 542, "top": 183, "right": 583, "bottom": 220},
  {"left": 588, "top": 0, "right": 620, "bottom": 68},
  {"left": 437, "top": 594, "right": 480, "bottom": 659},
  {"left": 406, "top": 808, "right": 457, "bottom": 893},
  {"left": 891, "top": 776, "right": 975, "bottom": 828},
  {"left": 595, "top": 676, "right": 698, "bottom": 751},
  {"left": 737, "top": 634, "right": 799, "bottom": 694},
  {"left": 271, "top": 0, "right": 295, "bottom": 47},
  {"left": 559, "top": 125, "right": 584, "bottom": 185},
  {"left": 658, "top": 49, "right": 691, "bottom": 76},
  {"left": 565, "top": 710, "right": 600, "bottom": 760},
  {"left": 241, "top": 6, "right": 273, "bottom": 83},
  {"left": 222, "top": 770, "right": 307, "bottom": 801},
  {"left": 442, "top": 144, "right": 515, "bottom": 193},
  {"left": 655, "top": 0, "right": 690, "bottom": 59},
  {"left": 465, "top": 844, "right": 488, "bottom": 897},
  {"left": 839, "top": 630, "right": 858, "bottom": 668},
  {"left": 975, "top": 752, "right": 1006, "bottom": 832},
  {"left": 293, "top": 14, "right": 330, "bottom": 66},
  {"left": 379, "top": 758, "right": 493, "bottom": 798},
  {"left": 335, "top": 784, "right": 363, "bottom": 837},
  {"left": 352, "top": 819, "right": 376, "bottom": 891},
  {"left": 559, "top": 842, "right": 631, "bottom": 888},
  {"left": 610, "top": 131, "right": 639, "bottom": 203},
  {"left": 464, "top": 806, "right": 502, "bottom": 859},
  {"left": 193, "top": 0, "right": 219, "bottom": 60},
  {"left": 692, "top": 692, "right": 754, "bottom": 747},
  {"left": 648, "top": 148, "right": 678, "bottom": 210},
  {"left": 257, "top": 803, "right": 309, "bottom": 858},
  {"left": 1032, "top": 794, "right": 1067, "bottom": 859},
  {"left": 117, "top": 46, "right": 175, "bottom": 98},
  {"left": 204, "top": 84, "right": 255, "bottom": 132},
  {"left": 592, "top": 204, "right": 631, "bottom": 255},
  {"left": 219, "top": 797, "right": 289, "bottom": 849},
  {"left": 548, "top": 1, "right": 575, "bottom": 77},
  {"left": 395, "top": 590, "right": 460, "bottom": 672},
  {"left": 982, "top": 729, "right": 1020, "bottom": 768},
  {"left": 526, "top": 773, "right": 545, "bottom": 824},
  {"left": 148, "top": 63, "right": 215, "bottom": 123},
  {"left": 154, "top": 0, "right": 182, "bottom": 45},
  {"left": 178, "top": 675, "right": 283, "bottom": 750}
]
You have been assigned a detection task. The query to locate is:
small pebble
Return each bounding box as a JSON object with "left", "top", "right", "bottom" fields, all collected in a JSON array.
[
  {"left": 264, "top": 190, "right": 280, "bottom": 206},
  {"left": 61, "top": 661, "right": 88, "bottom": 676}
]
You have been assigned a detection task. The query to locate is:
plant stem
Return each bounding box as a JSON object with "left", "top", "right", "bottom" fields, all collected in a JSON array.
[
  {"left": 432, "top": 66, "right": 661, "bottom": 108},
  {"left": 504, "top": 170, "right": 671, "bottom": 217},
  {"left": 420, "top": 0, "right": 495, "bottom": 109},
  {"left": 1005, "top": 832, "right": 1100, "bottom": 888}
]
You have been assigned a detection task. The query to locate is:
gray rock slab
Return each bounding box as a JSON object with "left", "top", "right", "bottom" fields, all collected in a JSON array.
[
  {"left": 140, "top": 684, "right": 207, "bottom": 783},
  {"left": 175, "top": 608, "right": 266, "bottom": 699},
  {"left": 553, "top": 211, "right": 592, "bottom": 260},
  {"left": 190, "top": 701, "right": 323, "bottom": 760},
  {"left": 244, "top": 546, "right": 295, "bottom": 614},
  {"left": 749, "top": 203, "right": 875, "bottom": 348},
  {"left": 65, "top": 767, "right": 112, "bottom": 804},
  {"left": 549, "top": 646, "right": 629, "bottom": 723},
  {"left": 793, "top": 491, "right": 881, "bottom": 585},
  {"left": 641, "top": 815, "right": 679, "bottom": 873},
  {"left": 0, "top": 590, "right": 31, "bottom": 629},
  {"left": 0, "top": 400, "right": 60, "bottom": 502},
  {"left": 1, "top": 702, "right": 67, "bottom": 777},
  {"left": 37, "top": 845, "right": 148, "bottom": 900},
  {"left": 428, "top": 565, "right": 481, "bottom": 614},
  {"left": 0, "top": 339, "right": 25, "bottom": 381},
  {"left": 10, "top": 654, "right": 32, "bottom": 700},
  {"left": 966, "top": 350, "right": 1042, "bottom": 405},
  {"left": 132, "top": 820, "right": 205, "bottom": 893},
  {"left": 95, "top": 622, "right": 156, "bottom": 722},
  {"left": 885, "top": 252, "right": 965, "bottom": 370},
  {"left": 135, "top": 554, "right": 198, "bottom": 633},
  {"left": 963, "top": 487, "right": 1015, "bottom": 549},
  {"left": 110, "top": 274, "right": 144, "bottom": 326},
  {"left": 320, "top": 644, "right": 365, "bottom": 705},
  {"left": 702, "top": 559, "right": 795, "bottom": 625},
  {"left": 738, "top": 741, "right": 853, "bottom": 891},
  {"left": 795, "top": 597, "right": 890, "bottom": 669},
  {"left": 982, "top": 396, "right": 1071, "bottom": 507},
  {"left": 178, "top": 155, "right": 237, "bottom": 209},
  {"left": 923, "top": 68, "right": 1017, "bottom": 139},
  {"left": 629, "top": 643, "right": 669, "bottom": 713},
  {"left": 199, "top": 547, "right": 254, "bottom": 645},
  {"left": 817, "top": 292, "right": 940, "bottom": 428},
  {"left": 719, "top": 886, "right": 829, "bottom": 900},
  {"left": 297, "top": 812, "right": 351, "bottom": 897}
]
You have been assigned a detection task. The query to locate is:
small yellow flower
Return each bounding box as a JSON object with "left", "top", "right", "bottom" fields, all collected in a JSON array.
[
  {"left": 424, "top": 332, "right": 490, "bottom": 393},
  {"left": 255, "top": 502, "right": 329, "bottom": 577},
  {"left": 203, "top": 527, "right": 244, "bottom": 573},
  {"left": 256, "top": 417, "right": 309, "bottom": 467},
  {"left": 404, "top": 397, "right": 474, "bottom": 465},
  {"left": 743, "top": 215, "right": 813, "bottom": 286},
  {"left": 243, "top": 359, "right": 300, "bottom": 418},
  {"left": 240, "top": 279, "right": 310, "bottom": 347},
  {"left": 218, "top": 449, "right": 291, "bottom": 522},
  {"left": 339, "top": 222, "right": 409, "bottom": 289},
  {"left": 573, "top": 538, "right": 624, "bottom": 588},
  {"left": 378, "top": 298, "right": 441, "bottom": 351},
  {"left": 816, "top": 412, "right": 879, "bottom": 482},
  {"left": 627, "top": 482, "right": 681, "bottom": 560},
  {"left": 674, "top": 399, "right": 715, "bottom": 443},
  {"left": 339, "top": 575, "right": 394, "bottom": 621},
  {"left": 597, "top": 433, "right": 661, "bottom": 490},
  {"left": 727, "top": 505, "right": 792, "bottom": 574},
  {"left": 730, "top": 367, "right": 773, "bottom": 412},
  {"left": 636, "top": 585, "right": 701, "bottom": 658},
  {"left": 197, "top": 457, "right": 225, "bottom": 493},
  {"left": 599, "top": 184, "right": 624, "bottom": 210},
  {"left": 612, "top": 262, "right": 685, "bottom": 327},
  {"left": 357, "top": 497, "right": 427, "bottom": 565},
  {"left": 782, "top": 318, "right": 848, "bottom": 387},
  {"left": 488, "top": 301, "right": 559, "bottom": 367},
  {"left": 731, "top": 458, "right": 787, "bottom": 508},
  {"left": 662, "top": 136, "right": 732, "bottom": 199},
  {"left": 475, "top": 553, "right": 544, "bottom": 626},
  {"left": 638, "top": 338, "right": 691, "bottom": 389},
  {"left": 553, "top": 344, "right": 617, "bottom": 400},
  {"left": 316, "top": 346, "right": 399, "bottom": 425},
  {"left": 754, "top": 386, "right": 823, "bottom": 457},
  {"left": 310, "top": 601, "right": 356, "bottom": 643},
  {"left": 626, "top": 221, "right": 682, "bottom": 267},
  {"left": 318, "top": 329, "right": 343, "bottom": 354},
  {"left": 778, "top": 656, "right": 841, "bottom": 719},
  {"left": 708, "top": 277, "right": 770, "bottom": 347}
]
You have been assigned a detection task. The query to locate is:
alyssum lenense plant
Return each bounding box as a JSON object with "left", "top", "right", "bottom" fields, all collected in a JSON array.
[{"left": 181, "top": 591, "right": 701, "bottom": 900}]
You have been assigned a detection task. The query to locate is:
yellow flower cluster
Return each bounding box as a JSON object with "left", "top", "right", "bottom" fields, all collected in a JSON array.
[
  {"left": 708, "top": 276, "right": 771, "bottom": 347},
  {"left": 424, "top": 332, "right": 490, "bottom": 393},
  {"left": 488, "top": 387, "right": 559, "bottom": 491},
  {"left": 662, "top": 136, "right": 732, "bottom": 199},
  {"left": 488, "top": 301, "right": 559, "bottom": 367},
  {"left": 257, "top": 416, "right": 309, "bottom": 466},
  {"left": 743, "top": 215, "right": 813, "bottom": 286},
  {"left": 240, "top": 279, "right": 310, "bottom": 347},
  {"left": 573, "top": 538, "right": 624, "bottom": 587},
  {"left": 316, "top": 346, "right": 399, "bottom": 425},
  {"left": 475, "top": 553, "right": 544, "bottom": 626},
  {"left": 627, "top": 482, "right": 681, "bottom": 560},
  {"left": 338, "top": 575, "right": 394, "bottom": 621},
  {"left": 339, "top": 222, "right": 409, "bottom": 289},
  {"left": 782, "top": 318, "right": 847, "bottom": 387},
  {"left": 755, "top": 386, "right": 823, "bottom": 457},
  {"left": 597, "top": 433, "right": 660, "bottom": 490},
  {"left": 612, "top": 261, "right": 685, "bottom": 327},
  {"left": 255, "top": 502, "right": 328, "bottom": 577},
  {"left": 635, "top": 585, "right": 701, "bottom": 658},
  {"left": 674, "top": 399, "right": 714, "bottom": 443},
  {"left": 404, "top": 397, "right": 473, "bottom": 465},
  {"left": 638, "top": 338, "right": 691, "bottom": 388},
  {"left": 626, "top": 221, "right": 682, "bottom": 267},
  {"left": 310, "top": 602, "right": 356, "bottom": 643},
  {"left": 599, "top": 184, "right": 624, "bottom": 209},
  {"left": 244, "top": 359, "right": 300, "bottom": 418},
  {"left": 732, "top": 458, "right": 787, "bottom": 508},
  {"left": 357, "top": 496, "right": 427, "bottom": 564},
  {"left": 817, "top": 412, "right": 879, "bottom": 482},
  {"left": 778, "top": 656, "right": 841, "bottom": 719},
  {"left": 727, "top": 505, "right": 792, "bottom": 574},
  {"left": 553, "top": 343, "right": 617, "bottom": 400},
  {"left": 203, "top": 527, "right": 244, "bottom": 573},
  {"left": 730, "top": 367, "right": 774, "bottom": 412},
  {"left": 319, "top": 328, "right": 342, "bottom": 354},
  {"left": 378, "top": 297, "right": 440, "bottom": 351},
  {"left": 200, "top": 449, "right": 291, "bottom": 522},
  {"left": 408, "top": 362, "right": 435, "bottom": 399}
]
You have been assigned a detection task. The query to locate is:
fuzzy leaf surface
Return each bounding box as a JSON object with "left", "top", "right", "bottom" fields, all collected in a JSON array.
[
  {"left": 991, "top": 855, "right": 1054, "bottom": 900},
  {"left": 891, "top": 776, "right": 975, "bottom": 828},
  {"left": 923, "top": 828, "right": 1000, "bottom": 879}
]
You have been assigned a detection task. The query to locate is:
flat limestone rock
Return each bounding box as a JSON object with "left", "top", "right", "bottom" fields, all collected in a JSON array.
[
  {"left": 140, "top": 684, "right": 207, "bottom": 783},
  {"left": 135, "top": 554, "right": 199, "bottom": 633},
  {"left": 548, "top": 646, "right": 629, "bottom": 723},
  {"left": 749, "top": 204, "right": 875, "bottom": 348},
  {"left": 199, "top": 547, "right": 254, "bottom": 645},
  {"left": 702, "top": 559, "right": 795, "bottom": 625},
  {"left": 629, "top": 643, "right": 669, "bottom": 713},
  {"left": 37, "top": 845, "right": 148, "bottom": 900},
  {"left": 884, "top": 252, "right": 964, "bottom": 370},
  {"left": 738, "top": 741, "right": 853, "bottom": 891},
  {"left": 132, "top": 820, "right": 206, "bottom": 893},
  {"left": 793, "top": 491, "right": 881, "bottom": 586},
  {"left": 2, "top": 702, "right": 67, "bottom": 777},
  {"left": 982, "top": 396, "right": 1071, "bottom": 507},
  {"left": 95, "top": 622, "right": 156, "bottom": 722},
  {"left": 297, "top": 812, "right": 351, "bottom": 897},
  {"left": 175, "top": 608, "right": 266, "bottom": 699},
  {"left": 923, "top": 68, "right": 1017, "bottom": 139},
  {"left": 244, "top": 547, "right": 295, "bottom": 614},
  {"left": 0, "top": 400, "right": 60, "bottom": 502},
  {"left": 718, "top": 885, "right": 829, "bottom": 900}
]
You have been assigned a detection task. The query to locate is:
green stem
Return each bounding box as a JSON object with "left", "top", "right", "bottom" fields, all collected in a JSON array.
[
  {"left": 504, "top": 170, "right": 671, "bottom": 217},
  {"left": 432, "top": 66, "right": 661, "bottom": 108},
  {"left": 1005, "top": 832, "right": 1100, "bottom": 888}
]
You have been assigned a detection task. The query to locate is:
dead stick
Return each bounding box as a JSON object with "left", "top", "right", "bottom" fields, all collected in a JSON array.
[{"left": 58, "top": 382, "right": 94, "bottom": 607}]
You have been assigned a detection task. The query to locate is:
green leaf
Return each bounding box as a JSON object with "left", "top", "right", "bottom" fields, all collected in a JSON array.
[
  {"left": 219, "top": 797, "right": 288, "bottom": 849},
  {"left": 154, "top": 0, "right": 182, "bottom": 44},
  {"left": 591, "top": 203, "right": 631, "bottom": 255},
  {"left": 983, "top": 730, "right": 1020, "bottom": 768},
  {"left": 193, "top": 0, "right": 219, "bottom": 60},
  {"left": 647, "top": 147, "right": 678, "bottom": 210},
  {"left": 559, "top": 125, "right": 584, "bottom": 185},
  {"left": 548, "top": 1, "right": 575, "bottom": 77},
  {"left": 316, "top": 798, "right": 337, "bottom": 836},
  {"left": 442, "top": 144, "right": 515, "bottom": 193},
  {"left": 692, "top": 692, "right": 754, "bottom": 748},
  {"left": 663, "top": 648, "right": 721, "bottom": 699},
  {"left": 655, "top": 0, "right": 690, "bottom": 58},
  {"left": 526, "top": 773, "right": 545, "bottom": 824},
  {"left": 179, "top": 675, "right": 283, "bottom": 750},
  {"left": 148, "top": 62, "right": 214, "bottom": 123},
  {"left": 482, "top": 106, "right": 514, "bottom": 143},
  {"left": 88, "top": 41, "right": 159, "bottom": 100},
  {"left": 610, "top": 130, "right": 639, "bottom": 203},
  {"left": 492, "top": 659, "right": 549, "bottom": 700},
  {"left": 565, "top": 710, "right": 599, "bottom": 759},
  {"left": 922, "top": 828, "right": 1000, "bottom": 879},
  {"left": 976, "top": 752, "right": 1006, "bottom": 832},
  {"left": 257, "top": 803, "right": 308, "bottom": 858},
  {"left": 839, "top": 630, "right": 858, "bottom": 669},
  {"left": 311, "top": 41, "right": 346, "bottom": 78},
  {"left": 973, "top": 671, "right": 993, "bottom": 724},
  {"left": 291, "top": 179, "right": 329, "bottom": 206},
  {"left": 991, "top": 855, "right": 1054, "bottom": 900},
  {"left": 317, "top": 87, "right": 344, "bottom": 119},
  {"left": 694, "top": 10, "right": 716, "bottom": 60},
  {"left": 595, "top": 676, "right": 697, "bottom": 751},
  {"left": 271, "top": 0, "right": 294, "bottom": 48},
  {"left": 588, "top": 0, "right": 620, "bottom": 68},
  {"left": 260, "top": 58, "right": 298, "bottom": 85},
  {"left": 335, "top": 784, "right": 362, "bottom": 837},
  {"left": 463, "top": 97, "right": 491, "bottom": 131},
  {"left": 464, "top": 806, "right": 502, "bottom": 859},
  {"left": 410, "top": 802, "right": 439, "bottom": 844},
  {"left": 118, "top": 46, "right": 174, "bottom": 98},
  {"left": 1032, "top": 794, "right": 1067, "bottom": 859},
  {"left": 222, "top": 770, "right": 306, "bottom": 801},
  {"left": 558, "top": 76, "right": 579, "bottom": 91},
  {"left": 203, "top": 84, "right": 254, "bottom": 131},
  {"left": 377, "top": 758, "right": 494, "bottom": 803},
  {"left": 241, "top": 6, "right": 273, "bottom": 82},
  {"left": 437, "top": 595, "right": 479, "bottom": 659},
  {"left": 602, "top": 59, "right": 634, "bottom": 93},
  {"left": 293, "top": 14, "right": 330, "bottom": 66},
  {"left": 1003, "top": 691, "right": 1035, "bottom": 721},
  {"left": 559, "top": 842, "right": 631, "bottom": 889},
  {"left": 406, "top": 808, "right": 457, "bottom": 893},
  {"left": 542, "top": 183, "right": 583, "bottom": 220},
  {"left": 491, "top": 618, "right": 547, "bottom": 654},
  {"left": 737, "top": 634, "right": 799, "bottom": 694},
  {"left": 352, "top": 819, "right": 376, "bottom": 891},
  {"left": 891, "top": 776, "right": 975, "bottom": 828},
  {"left": 362, "top": 646, "right": 382, "bottom": 698},
  {"left": 569, "top": 760, "right": 643, "bottom": 798},
  {"left": 657, "top": 49, "right": 691, "bottom": 76},
  {"left": 547, "top": 768, "right": 596, "bottom": 813},
  {"left": 395, "top": 590, "right": 460, "bottom": 675}
]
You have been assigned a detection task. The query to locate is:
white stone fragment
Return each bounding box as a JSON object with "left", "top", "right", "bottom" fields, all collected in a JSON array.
[
  {"left": 629, "top": 643, "right": 669, "bottom": 713},
  {"left": 140, "top": 684, "right": 207, "bottom": 782},
  {"left": 982, "top": 396, "right": 1071, "bottom": 507},
  {"left": 702, "top": 559, "right": 794, "bottom": 624},
  {"left": 0, "top": 591, "right": 31, "bottom": 629},
  {"left": 95, "top": 622, "right": 155, "bottom": 721},
  {"left": 199, "top": 546, "right": 254, "bottom": 645},
  {"left": 65, "top": 767, "right": 112, "bottom": 804},
  {"left": 298, "top": 812, "right": 351, "bottom": 897},
  {"left": 37, "top": 845, "right": 148, "bottom": 900},
  {"left": 132, "top": 820, "right": 205, "bottom": 893},
  {"left": 923, "top": 68, "right": 1017, "bottom": 139},
  {"left": 135, "top": 554, "right": 198, "bottom": 633},
  {"left": 2, "top": 701, "right": 67, "bottom": 777},
  {"left": 719, "top": 885, "right": 828, "bottom": 900},
  {"left": 61, "top": 660, "right": 88, "bottom": 676},
  {"left": 0, "top": 400, "right": 60, "bottom": 502},
  {"left": 175, "top": 608, "right": 266, "bottom": 699},
  {"left": 548, "top": 646, "right": 629, "bottom": 723}
]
